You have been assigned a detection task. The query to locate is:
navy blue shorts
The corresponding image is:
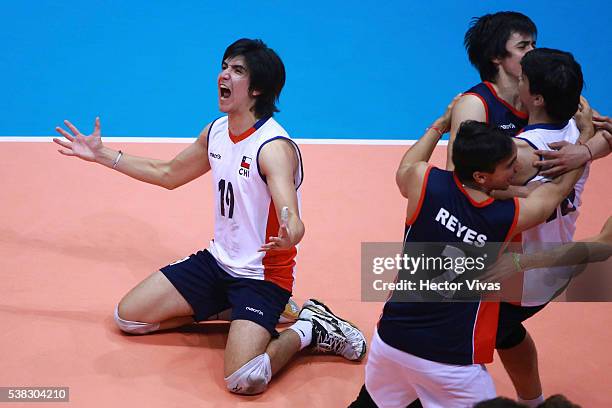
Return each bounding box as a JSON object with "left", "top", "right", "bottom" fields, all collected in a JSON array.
[
  {"left": 160, "top": 249, "right": 291, "bottom": 337},
  {"left": 495, "top": 302, "right": 548, "bottom": 349}
]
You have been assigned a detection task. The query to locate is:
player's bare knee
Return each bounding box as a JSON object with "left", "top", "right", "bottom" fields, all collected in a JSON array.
[
  {"left": 224, "top": 353, "right": 272, "bottom": 395},
  {"left": 115, "top": 293, "right": 145, "bottom": 322},
  {"left": 113, "top": 304, "right": 160, "bottom": 335}
]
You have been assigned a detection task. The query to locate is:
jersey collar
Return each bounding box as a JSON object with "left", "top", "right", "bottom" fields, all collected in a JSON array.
[
  {"left": 229, "top": 116, "right": 271, "bottom": 144},
  {"left": 520, "top": 121, "right": 569, "bottom": 133},
  {"left": 483, "top": 81, "right": 529, "bottom": 120},
  {"left": 452, "top": 172, "right": 495, "bottom": 207}
]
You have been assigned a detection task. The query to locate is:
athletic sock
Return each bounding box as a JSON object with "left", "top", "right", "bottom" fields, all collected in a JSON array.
[
  {"left": 518, "top": 394, "right": 545, "bottom": 408},
  {"left": 288, "top": 320, "right": 313, "bottom": 350}
]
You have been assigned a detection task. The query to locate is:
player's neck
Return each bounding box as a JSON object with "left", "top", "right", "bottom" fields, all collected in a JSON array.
[
  {"left": 527, "top": 109, "right": 554, "bottom": 125},
  {"left": 513, "top": 141, "right": 539, "bottom": 185},
  {"left": 491, "top": 74, "right": 521, "bottom": 110},
  {"left": 228, "top": 109, "right": 258, "bottom": 136},
  {"left": 461, "top": 181, "right": 492, "bottom": 199}
]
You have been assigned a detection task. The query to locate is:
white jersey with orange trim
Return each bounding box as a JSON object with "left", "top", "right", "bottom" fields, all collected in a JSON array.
[
  {"left": 206, "top": 116, "right": 303, "bottom": 293},
  {"left": 517, "top": 119, "right": 590, "bottom": 306}
]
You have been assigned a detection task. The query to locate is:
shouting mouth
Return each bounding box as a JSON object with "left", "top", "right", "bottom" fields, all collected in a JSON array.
[{"left": 219, "top": 84, "right": 231, "bottom": 99}]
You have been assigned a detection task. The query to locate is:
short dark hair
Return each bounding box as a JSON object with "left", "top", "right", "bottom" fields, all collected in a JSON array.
[
  {"left": 520, "top": 48, "right": 583, "bottom": 122},
  {"left": 539, "top": 394, "right": 581, "bottom": 408},
  {"left": 222, "top": 38, "right": 285, "bottom": 118},
  {"left": 474, "top": 396, "right": 527, "bottom": 408},
  {"left": 465, "top": 11, "right": 537, "bottom": 82},
  {"left": 453, "top": 121, "right": 514, "bottom": 183}
]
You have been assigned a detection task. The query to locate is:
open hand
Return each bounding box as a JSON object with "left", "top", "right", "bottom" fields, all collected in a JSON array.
[
  {"left": 432, "top": 94, "right": 462, "bottom": 134},
  {"left": 574, "top": 96, "right": 593, "bottom": 132},
  {"left": 533, "top": 140, "right": 590, "bottom": 178},
  {"left": 53, "top": 117, "right": 103, "bottom": 162},
  {"left": 259, "top": 206, "right": 293, "bottom": 252}
]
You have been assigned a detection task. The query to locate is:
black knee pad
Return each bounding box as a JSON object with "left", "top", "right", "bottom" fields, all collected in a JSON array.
[
  {"left": 348, "top": 385, "right": 378, "bottom": 408},
  {"left": 347, "top": 385, "right": 423, "bottom": 408},
  {"left": 496, "top": 323, "right": 527, "bottom": 350}
]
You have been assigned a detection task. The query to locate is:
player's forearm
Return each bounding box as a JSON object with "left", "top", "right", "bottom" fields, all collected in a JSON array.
[
  {"left": 603, "top": 131, "right": 612, "bottom": 151},
  {"left": 576, "top": 120, "right": 595, "bottom": 144},
  {"left": 555, "top": 165, "right": 584, "bottom": 198},
  {"left": 398, "top": 124, "right": 444, "bottom": 176},
  {"left": 491, "top": 185, "right": 531, "bottom": 199},
  {"left": 96, "top": 147, "right": 173, "bottom": 189},
  {"left": 585, "top": 131, "right": 612, "bottom": 160},
  {"left": 396, "top": 127, "right": 440, "bottom": 195},
  {"left": 446, "top": 127, "right": 457, "bottom": 171},
  {"left": 518, "top": 246, "right": 578, "bottom": 270},
  {"left": 528, "top": 166, "right": 584, "bottom": 223},
  {"left": 519, "top": 241, "right": 612, "bottom": 270},
  {"left": 288, "top": 216, "right": 305, "bottom": 247},
  {"left": 517, "top": 249, "right": 559, "bottom": 271}
]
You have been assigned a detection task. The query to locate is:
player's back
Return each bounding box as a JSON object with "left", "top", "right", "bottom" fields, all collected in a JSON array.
[{"left": 378, "top": 167, "right": 518, "bottom": 365}]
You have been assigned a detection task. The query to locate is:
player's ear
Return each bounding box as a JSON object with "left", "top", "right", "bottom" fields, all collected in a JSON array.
[
  {"left": 491, "top": 55, "right": 502, "bottom": 66},
  {"left": 472, "top": 171, "right": 487, "bottom": 185},
  {"left": 532, "top": 94, "right": 544, "bottom": 108}
]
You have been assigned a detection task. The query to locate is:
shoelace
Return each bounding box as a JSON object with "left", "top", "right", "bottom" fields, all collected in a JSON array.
[
  {"left": 309, "top": 307, "right": 362, "bottom": 357},
  {"left": 314, "top": 325, "right": 347, "bottom": 355}
]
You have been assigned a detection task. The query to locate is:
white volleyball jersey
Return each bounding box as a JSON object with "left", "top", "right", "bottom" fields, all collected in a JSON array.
[
  {"left": 206, "top": 116, "right": 303, "bottom": 292},
  {"left": 516, "top": 119, "right": 590, "bottom": 306}
]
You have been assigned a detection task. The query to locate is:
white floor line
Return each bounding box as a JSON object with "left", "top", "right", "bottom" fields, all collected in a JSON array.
[{"left": 0, "top": 136, "right": 447, "bottom": 146}]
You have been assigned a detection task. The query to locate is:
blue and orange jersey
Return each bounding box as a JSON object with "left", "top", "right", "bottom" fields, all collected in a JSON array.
[
  {"left": 464, "top": 81, "right": 528, "bottom": 136},
  {"left": 377, "top": 167, "right": 519, "bottom": 365}
]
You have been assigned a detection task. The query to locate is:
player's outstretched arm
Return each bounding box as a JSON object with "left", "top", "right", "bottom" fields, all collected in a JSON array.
[
  {"left": 257, "top": 139, "right": 304, "bottom": 252},
  {"left": 483, "top": 216, "right": 612, "bottom": 283},
  {"left": 591, "top": 216, "right": 612, "bottom": 245},
  {"left": 491, "top": 181, "right": 543, "bottom": 200},
  {"left": 446, "top": 94, "right": 486, "bottom": 170},
  {"left": 54, "top": 118, "right": 212, "bottom": 189},
  {"left": 54, "top": 117, "right": 104, "bottom": 162},
  {"left": 396, "top": 94, "right": 460, "bottom": 197}
]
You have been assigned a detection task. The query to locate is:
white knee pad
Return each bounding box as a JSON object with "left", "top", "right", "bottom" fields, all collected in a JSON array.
[
  {"left": 225, "top": 353, "right": 272, "bottom": 395},
  {"left": 114, "top": 305, "right": 160, "bottom": 335}
]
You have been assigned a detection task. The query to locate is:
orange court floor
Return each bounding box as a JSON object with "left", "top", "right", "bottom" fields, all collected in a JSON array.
[{"left": 1, "top": 141, "right": 611, "bottom": 407}]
